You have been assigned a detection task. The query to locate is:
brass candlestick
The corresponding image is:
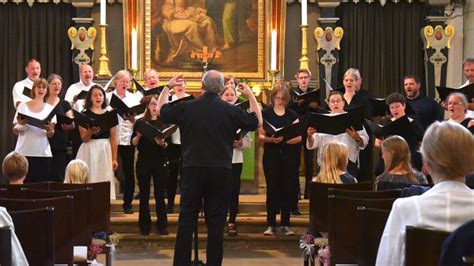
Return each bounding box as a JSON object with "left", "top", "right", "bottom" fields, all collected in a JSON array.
[
  {"left": 299, "top": 25, "right": 309, "bottom": 70},
  {"left": 129, "top": 68, "right": 139, "bottom": 93},
  {"left": 268, "top": 69, "right": 280, "bottom": 87},
  {"left": 97, "top": 24, "right": 112, "bottom": 77}
]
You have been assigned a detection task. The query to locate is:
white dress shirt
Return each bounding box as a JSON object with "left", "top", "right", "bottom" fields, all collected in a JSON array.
[
  {"left": 459, "top": 81, "right": 474, "bottom": 118},
  {"left": 376, "top": 181, "right": 474, "bottom": 266},
  {"left": 106, "top": 90, "right": 142, "bottom": 146},
  {"left": 0, "top": 207, "right": 29, "bottom": 266},
  {"left": 232, "top": 133, "right": 252, "bottom": 164},
  {"left": 306, "top": 128, "right": 369, "bottom": 165},
  {"left": 12, "top": 78, "right": 34, "bottom": 108},
  {"left": 170, "top": 93, "right": 190, "bottom": 145},
  {"left": 64, "top": 81, "right": 96, "bottom": 111}
]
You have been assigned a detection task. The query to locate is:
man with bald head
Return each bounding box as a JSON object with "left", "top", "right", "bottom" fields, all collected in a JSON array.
[
  {"left": 65, "top": 64, "right": 96, "bottom": 157},
  {"left": 12, "top": 58, "right": 41, "bottom": 108},
  {"left": 158, "top": 70, "right": 262, "bottom": 266}
]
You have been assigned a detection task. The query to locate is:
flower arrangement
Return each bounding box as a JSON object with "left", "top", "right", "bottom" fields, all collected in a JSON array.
[
  {"left": 317, "top": 245, "right": 331, "bottom": 266},
  {"left": 299, "top": 232, "right": 331, "bottom": 266}
]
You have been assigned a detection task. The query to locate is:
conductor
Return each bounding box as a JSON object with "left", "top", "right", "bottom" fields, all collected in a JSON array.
[{"left": 158, "top": 70, "right": 262, "bottom": 266}]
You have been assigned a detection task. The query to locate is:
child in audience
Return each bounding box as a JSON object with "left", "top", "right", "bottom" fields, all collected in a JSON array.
[
  {"left": 313, "top": 142, "right": 357, "bottom": 184},
  {"left": 64, "top": 159, "right": 90, "bottom": 184},
  {"left": 2, "top": 151, "right": 28, "bottom": 184}
]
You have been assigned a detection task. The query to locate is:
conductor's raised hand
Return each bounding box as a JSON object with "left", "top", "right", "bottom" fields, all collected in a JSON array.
[
  {"left": 236, "top": 83, "right": 252, "bottom": 97},
  {"left": 167, "top": 74, "right": 185, "bottom": 89}
]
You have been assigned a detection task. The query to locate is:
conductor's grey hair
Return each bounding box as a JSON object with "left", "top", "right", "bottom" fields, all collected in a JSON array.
[{"left": 202, "top": 70, "right": 224, "bottom": 94}]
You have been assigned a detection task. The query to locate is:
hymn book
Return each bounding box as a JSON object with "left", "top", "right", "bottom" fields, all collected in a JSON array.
[
  {"left": 110, "top": 94, "right": 147, "bottom": 117},
  {"left": 132, "top": 78, "right": 164, "bottom": 96},
  {"left": 73, "top": 110, "right": 118, "bottom": 132},
  {"left": 262, "top": 120, "right": 305, "bottom": 141},
  {"left": 168, "top": 95, "right": 195, "bottom": 106},
  {"left": 365, "top": 115, "right": 419, "bottom": 140},
  {"left": 17, "top": 104, "right": 59, "bottom": 129},
  {"left": 436, "top": 84, "right": 474, "bottom": 102},
  {"left": 291, "top": 89, "right": 320, "bottom": 104},
  {"left": 134, "top": 119, "right": 177, "bottom": 141},
  {"left": 369, "top": 98, "right": 416, "bottom": 117},
  {"left": 306, "top": 108, "right": 364, "bottom": 135}
]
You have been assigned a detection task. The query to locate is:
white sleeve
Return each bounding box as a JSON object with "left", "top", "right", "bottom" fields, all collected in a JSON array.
[
  {"left": 0, "top": 208, "right": 29, "bottom": 266},
  {"left": 12, "top": 82, "right": 25, "bottom": 108},
  {"left": 306, "top": 132, "right": 321, "bottom": 150},
  {"left": 64, "top": 84, "right": 77, "bottom": 104},
  {"left": 358, "top": 127, "right": 370, "bottom": 150},
  {"left": 376, "top": 199, "right": 406, "bottom": 266},
  {"left": 241, "top": 133, "right": 253, "bottom": 149}
]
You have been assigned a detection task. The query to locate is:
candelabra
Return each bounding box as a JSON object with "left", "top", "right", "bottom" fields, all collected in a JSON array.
[
  {"left": 97, "top": 24, "right": 112, "bottom": 77},
  {"left": 300, "top": 25, "right": 309, "bottom": 70},
  {"left": 268, "top": 69, "right": 280, "bottom": 87}
]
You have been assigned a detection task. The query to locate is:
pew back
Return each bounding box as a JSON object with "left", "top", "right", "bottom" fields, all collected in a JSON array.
[
  {"left": 356, "top": 207, "right": 391, "bottom": 266},
  {"left": 405, "top": 226, "right": 450, "bottom": 266}
]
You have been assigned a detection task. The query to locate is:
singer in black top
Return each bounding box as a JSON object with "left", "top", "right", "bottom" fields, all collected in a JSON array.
[
  {"left": 260, "top": 82, "right": 302, "bottom": 237},
  {"left": 288, "top": 69, "right": 317, "bottom": 201},
  {"left": 131, "top": 95, "right": 169, "bottom": 236},
  {"left": 46, "top": 74, "right": 74, "bottom": 182},
  {"left": 159, "top": 71, "right": 261, "bottom": 266}
]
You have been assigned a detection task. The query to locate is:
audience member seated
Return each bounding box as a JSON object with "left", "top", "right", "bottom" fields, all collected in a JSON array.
[
  {"left": 375, "top": 136, "right": 427, "bottom": 190},
  {"left": 63, "top": 159, "right": 90, "bottom": 184},
  {"left": 0, "top": 207, "right": 28, "bottom": 265},
  {"left": 313, "top": 142, "right": 357, "bottom": 184},
  {"left": 376, "top": 121, "right": 474, "bottom": 265},
  {"left": 2, "top": 152, "right": 28, "bottom": 185}
]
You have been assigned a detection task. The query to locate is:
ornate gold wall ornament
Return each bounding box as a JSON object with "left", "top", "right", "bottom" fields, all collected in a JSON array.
[
  {"left": 314, "top": 26, "right": 343, "bottom": 94},
  {"left": 423, "top": 24, "right": 455, "bottom": 88},
  {"left": 68, "top": 26, "right": 97, "bottom": 66}
]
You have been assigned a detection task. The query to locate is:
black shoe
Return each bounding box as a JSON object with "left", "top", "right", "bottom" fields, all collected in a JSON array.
[
  {"left": 291, "top": 209, "right": 302, "bottom": 216},
  {"left": 167, "top": 204, "right": 174, "bottom": 214},
  {"left": 134, "top": 193, "right": 140, "bottom": 200},
  {"left": 158, "top": 228, "right": 169, "bottom": 235},
  {"left": 123, "top": 207, "right": 134, "bottom": 214}
]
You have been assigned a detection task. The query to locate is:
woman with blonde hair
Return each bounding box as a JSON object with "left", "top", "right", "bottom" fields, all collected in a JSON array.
[
  {"left": 376, "top": 121, "right": 474, "bottom": 265},
  {"left": 64, "top": 159, "right": 90, "bottom": 184},
  {"left": 375, "top": 136, "right": 427, "bottom": 190},
  {"left": 314, "top": 142, "right": 357, "bottom": 184}
]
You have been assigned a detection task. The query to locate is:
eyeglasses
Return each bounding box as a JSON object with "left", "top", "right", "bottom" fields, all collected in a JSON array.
[{"left": 447, "top": 101, "right": 464, "bottom": 106}]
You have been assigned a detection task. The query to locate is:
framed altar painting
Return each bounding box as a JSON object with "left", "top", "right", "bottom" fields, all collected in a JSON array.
[{"left": 142, "top": 0, "right": 267, "bottom": 79}]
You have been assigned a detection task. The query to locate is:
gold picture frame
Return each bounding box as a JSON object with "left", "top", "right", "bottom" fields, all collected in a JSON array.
[{"left": 141, "top": 0, "right": 267, "bottom": 80}]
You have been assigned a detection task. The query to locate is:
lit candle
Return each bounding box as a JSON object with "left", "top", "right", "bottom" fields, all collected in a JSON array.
[
  {"left": 271, "top": 30, "right": 277, "bottom": 71},
  {"left": 301, "top": 0, "right": 307, "bottom": 25},
  {"left": 100, "top": 0, "right": 106, "bottom": 25},
  {"left": 131, "top": 28, "right": 138, "bottom": 69}
]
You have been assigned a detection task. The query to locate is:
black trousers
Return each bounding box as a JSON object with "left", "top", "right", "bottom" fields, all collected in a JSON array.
[
  {"left": 136, "top": 157, "right": 168, "bottom": 233},
  {"left": 262, "top": 146, "right": 299, "bottom": 227},
  {"left": 166, "top": 143, "right": 182, "bottom": 208},
  {"left": 117, "top": 145, "right": 135, "bottom": 209},
  {"left": 50, "top": 150, "right": 68, "bottom": 182},
  {"left": 25, "top": 156, "right": 52, "bottom": 183},
  {"left": 228, "top": 163, "right": 242, "bottom": 224},
  {"left": 173, "top": 166, "right": 231, "bottom": 266},
  {"left": 70, "top": 127, "right": 82, "bottom": 159},
  {"left": 298, "top": 143, "right": 314, "bottom": 199}
]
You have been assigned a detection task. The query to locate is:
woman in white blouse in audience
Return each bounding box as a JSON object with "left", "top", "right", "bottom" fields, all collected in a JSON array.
[{"left": 376, "top": 121, "right": 474, "bottom": 265}]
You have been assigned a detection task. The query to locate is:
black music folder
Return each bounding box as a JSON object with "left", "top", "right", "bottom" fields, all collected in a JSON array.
[
  {"left": 168, "top": 95, "right": 195, "bottom": 105},
  {"left": 369, "top": 98, "right": 416, "bottom": 117},
  {"left": 263, "top": 120, "right": 305, "bottom": 141},
  {"left": 235, "top": 100, "right": 250, "bottom": 110},
  {"left": 110, "top": 94, "right": 147, "bottom": 117},
  {"left": 436, "top": 84, "right": 474, "bottom": 101},
  {"left": 291, "top": 89, "right": 320, "bottom": 104},
  {"left": 17, "top": 104, "right": 59, "bottom": 129},
  {"left": 134, "top": 119, "right": 177, "bottom": 140},
  {"left": 73, "top": 110, "right": 118, "bottom": 132},
  {"left": 235, "top": 128, "right": 249, "bottom": 140},
  {"left": 365, "top": 115, "right": 416, "bottom": 139},
  {"left": 306, "top": 108, "right": 364, "bottom": 135},
  {"left": 75, "top": 90, "right": 88, "bottom": 100},
  {"left": 56, "top": 113, "right": 74, "bottom": 125},
  {"left": 133, "top": 78, "right": 164, "bottom": 96},
  {"left": 22, "top": 87, "right": 32, "bottom": 98}
]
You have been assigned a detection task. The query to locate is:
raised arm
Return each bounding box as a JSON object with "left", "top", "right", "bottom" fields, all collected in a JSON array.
[{"left": 237, "top": 83, "right": 263, "bottom": 126}]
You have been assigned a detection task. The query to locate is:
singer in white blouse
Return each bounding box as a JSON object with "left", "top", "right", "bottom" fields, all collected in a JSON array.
[{"left": 376, "top": 121, "right": 474, "bottom": 266}]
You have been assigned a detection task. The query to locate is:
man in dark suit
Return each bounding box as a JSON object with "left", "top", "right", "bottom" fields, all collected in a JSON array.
[{"left": 158, "top": 70, "right": 261, "bottom": 266}]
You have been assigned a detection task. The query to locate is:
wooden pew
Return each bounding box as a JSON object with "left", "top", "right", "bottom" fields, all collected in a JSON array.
[
  {"left": 356, "top": 207, "right": 390, "bottom": 266},
  {"left": 19, "top": 187, "right": 92, "bottom": 246},
  {"left": 0, "top": 226, "right": 11, "bottom": 266},
  {"left": 0, "top": 196, "right": 74, "bottom": 265},
  {"left": 8, "top": 207, "right": 55, "bottom": 266},
  {"left": 0, "top": 188, "right": 7, "bottom": 198},
  {"left": 405, "top": 226, "right": 450, "bottom": 266},
  {"left": 328, "top": 188, "right": 401, "bottom": 199},
  {"left": 327, "top": 195, "right": 396, "bottom": 265},
  {"left": 309, "top": 182, "right": 372, "bottom": 234},
  {"left": 49, "top": 182, "right": 111, "bottom": 233}
]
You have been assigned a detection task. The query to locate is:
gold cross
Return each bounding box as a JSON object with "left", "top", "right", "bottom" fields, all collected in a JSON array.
[{"left": 191, "top": 46, "right": 220, "bottom": 64}]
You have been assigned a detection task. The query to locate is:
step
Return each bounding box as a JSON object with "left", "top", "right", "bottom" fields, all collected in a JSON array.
[
  {"left": 111, "top": 197, "right": 310, "bottom": 214},
  {"left": 111, "top": 213, "right": 310, "bottom": 235},
  {"left": 115, "top": 232, "right": 328, "bottom": 250}
]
